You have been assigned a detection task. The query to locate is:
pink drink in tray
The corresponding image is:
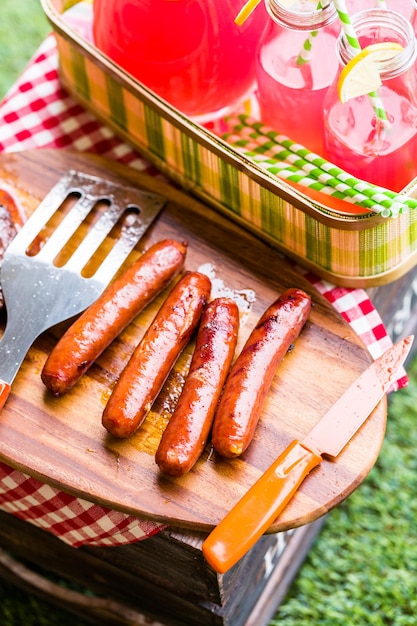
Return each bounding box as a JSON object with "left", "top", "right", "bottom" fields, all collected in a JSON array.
[
  {"left": 93, "top": 0, "right": 267, "bottom": 123},
  {"left": 323, "top": 9, "right": 417, "bottom": 193},
  {"left": 256, "top": 28, "right": 339, "bottom": 155},
  {"left": 324, "top": 91, "right": 417, "bottom": 192},
  {"left": 347, "top": 0, "right": 417, "bottom": 24},
  {"left": 255, "top": 0, "right": 339, "bottom": 155}
]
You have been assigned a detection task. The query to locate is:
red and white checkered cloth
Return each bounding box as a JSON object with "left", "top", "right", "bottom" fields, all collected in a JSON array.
[{"left": 0, "top": 34, "right": 408, "bottom": 548}]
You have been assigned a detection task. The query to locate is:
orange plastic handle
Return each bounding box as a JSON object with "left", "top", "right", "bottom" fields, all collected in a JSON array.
[
  {"left": 0, "top": 381, "right": 11, "bottom": 412},
  {"left": 202, "top": 440, "right": 322, "bottom": 574}
]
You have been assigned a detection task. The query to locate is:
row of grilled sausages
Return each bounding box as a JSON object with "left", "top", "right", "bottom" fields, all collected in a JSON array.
[{"left": 41, "top": 238, "right": 312, "bottom": 477}]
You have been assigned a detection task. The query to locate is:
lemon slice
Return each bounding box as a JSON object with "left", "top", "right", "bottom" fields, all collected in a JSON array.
[
  {"left": 235, "top": 0, "right": 296, "bottom": 25},
  {"left": 63, "top": 0, "right": 77, "bottom": 8},
  {"left": 235, "top": 0, "right": 262, "bottom": 25},
  {"left": 63, "top": 0, "right": 93, "bottom": 8},
  {"left": 337, "top": 42, "right": 404, "bottom": 104}
]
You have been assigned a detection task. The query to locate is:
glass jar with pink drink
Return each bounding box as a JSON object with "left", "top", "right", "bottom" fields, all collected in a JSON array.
[
  {"left": 347, "top": 0, "right": 417, "bottom": 41},
  {"left": 323, "top": 9, "right": 417, "bottom": 193},
  {"left": 347, "top": 0, "right": 417, "bottom": 25},
  {"left": 255, "top": 0, "right": 339, "bottom": 155},
  {"left": 92, "top": 0, "right": 267, "bottom": 123}
]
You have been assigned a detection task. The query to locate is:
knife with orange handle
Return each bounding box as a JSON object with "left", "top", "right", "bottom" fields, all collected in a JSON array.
[{"left": 202, "top": 335, "right": 414, "bottom": 574}]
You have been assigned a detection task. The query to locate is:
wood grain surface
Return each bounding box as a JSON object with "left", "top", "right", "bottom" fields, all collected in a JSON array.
[{"left": 0, "top": 150, "right": 387, "bottom": 533}]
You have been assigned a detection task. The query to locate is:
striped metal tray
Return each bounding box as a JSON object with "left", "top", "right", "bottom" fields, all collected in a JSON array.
[{"left": 41, "top": 0, "right": 417, "bottom": 287}]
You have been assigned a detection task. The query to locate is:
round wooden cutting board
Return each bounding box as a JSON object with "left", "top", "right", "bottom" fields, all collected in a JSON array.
[{"left": 0, "top": 149, "right": 387, "bottom": 533}]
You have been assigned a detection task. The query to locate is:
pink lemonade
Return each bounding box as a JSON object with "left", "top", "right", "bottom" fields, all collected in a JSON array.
[
  {"left": 347, "top": 0, "right": 415, "bottom": 18},
  {"left": 324, "top": 87, "right": 417, "bottom": 192},
  {"left": 347, "top": 0, "right": 417, "bottom": 24},
  {"left": 93, "top": 0, "right": 267, "bottom": 122},
  {"left": 255, "top": 6, "right": 339, "bottom": 156},
  {"left": 347, "top": 0, "right": 417, "bottom": 38},
  {"left": 323, "top": 10, "right": 417, "bottom": 193},
  {"left": 256, "top": 29, "right": 339, "bottom": 155}
]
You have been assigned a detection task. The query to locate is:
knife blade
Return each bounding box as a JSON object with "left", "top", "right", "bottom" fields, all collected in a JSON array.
[{"left": 202, "top": 335, "right": 414, "bottom": 574}]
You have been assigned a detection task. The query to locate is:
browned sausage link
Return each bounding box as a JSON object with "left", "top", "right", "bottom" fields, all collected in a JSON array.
[
  {"left": 211, "top": 288, "right": 312, "bottom": 459},
  {"left": 41, "top": 239, "right": 188, "bottom": 395},
  {"left": 0, "top": 204, "right": 18, "bottom": 310},
  {"left": 155, "top": 297, "right": 240, "bottom": 477},
  {"left": 102, "top": 271, "right": 212, "bottom": 439}
]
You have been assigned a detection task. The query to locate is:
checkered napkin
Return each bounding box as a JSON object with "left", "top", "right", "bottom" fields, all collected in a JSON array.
[
  {"left": 0, "top": 35, "right": 408, "bottom": 547},
  {"left": 0, "top": 463, "right": 163, "bottom": 546}
]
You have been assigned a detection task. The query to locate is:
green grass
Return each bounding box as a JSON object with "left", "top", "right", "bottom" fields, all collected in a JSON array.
[
  {"left": 0, "top": 581, "right": 91, "bottom": 626},
  {"left": 0, "top": 0, "right": 50, "bottom": 99},
  {"left": 1, "top": 1, "right": 417, "bottom": 624},
  {"left": 271, "top": 354, "right": 417, "bottom": 626}
]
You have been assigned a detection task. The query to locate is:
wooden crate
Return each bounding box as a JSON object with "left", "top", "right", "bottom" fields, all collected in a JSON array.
[{"left": 0, "top": 508, "right": 325, "bottom": 626}]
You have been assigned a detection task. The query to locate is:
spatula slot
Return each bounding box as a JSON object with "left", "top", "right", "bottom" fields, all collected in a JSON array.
[
  {"left": 25, "top": 191, "right": 82, "bottom": 257},
  {"left": 52, "top": 197, "right": 112, "bottom": 269},
  {"left": 81, "top": 204, "right": 143, "bottom": 279},
  {"left": 25, "top": 193, "right": 146, "bottom": 278}
]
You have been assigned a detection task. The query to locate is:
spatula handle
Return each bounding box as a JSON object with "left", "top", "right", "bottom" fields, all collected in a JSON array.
[
  {"left": 0, "top": 318, "right": 40, "bottom": 408},
  {"left": 202, "top": 440, "right": 322, "bottom": 574}
]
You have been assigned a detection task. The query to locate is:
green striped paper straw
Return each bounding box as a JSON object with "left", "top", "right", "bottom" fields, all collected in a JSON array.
[
  {"left": 223, "top": 124, "right": 411, "bottom": 215},
  {"left": 296, "top": 1, "right": 329, "bottom": 66},
  {"left": 296, "top": 29, "right": 319, "bottom": 65},
  {"left": 227, "top": 114, "right": 417, "bottom": 211},
  {"left": 226, "top": 129, "right": 408, "bottom": 216},
  {"left": 232, "top": 120, "right": 394, "bottom": 201},
  {"left": 224, "top": 134, "right": 404, "bottom": 216},
  {"left": 332, "top": 0, "right": 389, "bottom": 126},
  {"left": 234, "top": 146, "right": 398, "bottom": 215}
]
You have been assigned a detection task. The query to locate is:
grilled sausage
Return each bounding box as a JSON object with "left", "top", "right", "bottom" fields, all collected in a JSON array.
[
  {"left": 0, "top": 187, "right": 25, "bottom": 228},
  {"left": 156, "top": 297, "right": 239, "bottom": 477},
  {"left": 102, "top": 271, "right": 212, "bottom": 438},
  {"left": 41, "top": 239, "right": 188, "bottom": 395},
  {"left": 0, "top": 204, "right": 19, "bottom": 310},
  {"left": 211, "top": 288, "right": 312, "bottom": 458}
]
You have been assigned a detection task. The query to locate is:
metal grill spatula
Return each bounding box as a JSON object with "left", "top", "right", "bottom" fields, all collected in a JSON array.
[{"left": 0, "top": 170, "right": 166, "bottom": 410}]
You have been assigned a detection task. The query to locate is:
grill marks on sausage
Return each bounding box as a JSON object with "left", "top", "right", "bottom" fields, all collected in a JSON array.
[
  {"left": 155, "top": 297, "right": 239, "bottom": 477},
  {"left": 211, "top": 288, "right": 312, "bottom": 459},
  {"left": 41, "top": 239, "right": 188, "bottom": 395},
  {"left": 40, "top": 243, "right": 312, "bottom": 474},
  {"left": 102, "top": 271, "right": 212, "bottom": 439},
  {"left": 0, "top": 204, "right": 18, "bottom": 310}
]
